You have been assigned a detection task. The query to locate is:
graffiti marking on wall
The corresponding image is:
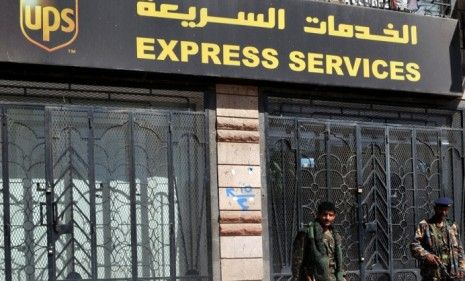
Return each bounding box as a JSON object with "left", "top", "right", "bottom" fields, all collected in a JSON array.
[{"left": 226, "top": 186, "right": 255, "bottom": 210}]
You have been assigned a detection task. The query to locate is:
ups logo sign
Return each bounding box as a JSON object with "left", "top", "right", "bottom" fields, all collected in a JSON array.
[{"left": 20, "top": 0, "right": 79, "bottom": 52}]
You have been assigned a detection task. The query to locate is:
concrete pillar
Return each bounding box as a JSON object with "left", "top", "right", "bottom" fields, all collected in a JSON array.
[{"left": 216, "top": 84, "right": 264, "bottom": 281}]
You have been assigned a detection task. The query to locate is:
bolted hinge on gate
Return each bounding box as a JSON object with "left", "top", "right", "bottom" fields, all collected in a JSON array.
[
  {"left": 36, "top": 182, "right": 46, "bottom": 192},
  {"left": 169, "top": 222, "right": 174, "bottom": 234},
  {"left": 48, "top": 245, "right": 54, "bottom": 255},
  {"left": 357, "top": 186, "right": 363, "bottom": 194},
  {"left": 360, "top": 257, "right": 365, "bottom": 263}
]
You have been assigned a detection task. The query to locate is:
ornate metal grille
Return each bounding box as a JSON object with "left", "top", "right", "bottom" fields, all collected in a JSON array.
[
  {"left": 0, "top": 105, "right": 210, "bottom": 281},
  {"left": 267, "top": 113, "right": 464, "bottom": 281}
]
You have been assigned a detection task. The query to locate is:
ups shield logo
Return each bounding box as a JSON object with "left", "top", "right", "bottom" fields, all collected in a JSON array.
[{"left": 20, "top": 0, "right": 79, "bottom": 52}]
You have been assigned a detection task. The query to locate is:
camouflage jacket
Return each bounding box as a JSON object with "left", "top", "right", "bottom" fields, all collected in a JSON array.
[
  {"left": 291, "top": 221, "right": 345, "bottom": 281},
  {"left": 410, "top": 218, "right": 465, "bottom": 280}
]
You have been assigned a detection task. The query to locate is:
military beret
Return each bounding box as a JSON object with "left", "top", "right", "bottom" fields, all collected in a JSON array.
[{"left": 434, "top": 197, "right": 453, "bottom": 206}]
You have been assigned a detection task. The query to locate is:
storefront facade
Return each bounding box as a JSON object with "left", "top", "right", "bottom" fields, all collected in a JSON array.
[
  {"left": 264, "top": 93, "right": 465, "bottom": 280},
  {"left": 0, "top": 0, "right": 463, "bottom": 280}
]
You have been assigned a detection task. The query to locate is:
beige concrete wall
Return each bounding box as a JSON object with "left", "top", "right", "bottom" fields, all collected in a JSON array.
[{"left": 216, "top": 84, "right": 264, "bottom": 281}]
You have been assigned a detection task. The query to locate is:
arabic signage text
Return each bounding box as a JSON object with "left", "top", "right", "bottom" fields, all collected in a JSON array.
[{"left": 0, "top": 0, "right": 461, "bottom": 95}]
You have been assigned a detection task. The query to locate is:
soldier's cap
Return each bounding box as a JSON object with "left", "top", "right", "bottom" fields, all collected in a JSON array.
[{"left": 434, "top": 197, "right": 453, "bottom": 207}]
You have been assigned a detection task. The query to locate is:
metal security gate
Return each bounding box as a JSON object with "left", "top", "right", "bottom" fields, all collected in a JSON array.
[
  {"left": 267, "top": 116, "right": 464, "bottom": 281},
  {"left": 1, "top": 105, "right": 210, "bottom": 281}
]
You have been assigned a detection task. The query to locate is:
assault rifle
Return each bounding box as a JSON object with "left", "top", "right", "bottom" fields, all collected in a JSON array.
[{"left": 439, "top": 262, "right": 464, "bottom": 280}]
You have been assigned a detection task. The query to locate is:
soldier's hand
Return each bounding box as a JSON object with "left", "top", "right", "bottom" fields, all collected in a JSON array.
[{"left": 424, "top": 253, "right": 441, "bottom": 265}]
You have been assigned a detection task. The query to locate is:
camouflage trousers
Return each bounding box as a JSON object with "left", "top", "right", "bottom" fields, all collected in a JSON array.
[
  {"left": 421, "top": 277, "right": 462, "bottom": 281},
  {"left": 421, "top": 274, "right": 462, "bottom": 281},
  {"left": 303, "top": 275, "right": 337, "bottom": 281},
  {"left": 304, "top": 267, "right": 337, "bottom": 281},
  {"left": 420, "top": 267, "right": 463, "bottom": 281}
]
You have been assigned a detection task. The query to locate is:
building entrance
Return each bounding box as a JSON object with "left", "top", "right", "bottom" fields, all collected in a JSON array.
[
  {"left": 1, "top": 105, "right": 210, "bottom": 281},
  {"left": 266, "top": 98, "right": 464, "bottom": 281}
]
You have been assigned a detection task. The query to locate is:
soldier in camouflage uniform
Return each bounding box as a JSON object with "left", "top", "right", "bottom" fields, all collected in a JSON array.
[
  {"left": 291, "top": 201, "right": 345, "bottom": 281},
  {"left": 410, "top": 197, "right": 465, "bottom": 281}
]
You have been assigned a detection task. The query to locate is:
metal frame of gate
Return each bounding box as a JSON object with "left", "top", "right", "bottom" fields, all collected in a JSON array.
[
  {"left": 266, "top": 114, "right": 465, "bottom": 281},
  {"left": 0, "top": 104, "right": 211, "bottom": 281}
]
